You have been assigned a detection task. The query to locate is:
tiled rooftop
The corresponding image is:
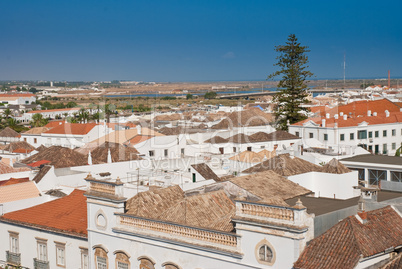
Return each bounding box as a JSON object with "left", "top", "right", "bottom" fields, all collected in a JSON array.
[{"left": 0, "top": 181, "right": 41, "bottom": 203}]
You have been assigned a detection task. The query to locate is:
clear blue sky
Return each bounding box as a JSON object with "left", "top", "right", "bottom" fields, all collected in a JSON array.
[{"left": 1, "top": 0, "right": 401, "bottom": 82}]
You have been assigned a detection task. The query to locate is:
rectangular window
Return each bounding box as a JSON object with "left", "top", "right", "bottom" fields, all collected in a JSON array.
[
  {"left": 383, "top": 144, "right": 387, "bottom": 154},
  {"left": 247, "top": 146, "right": 252, "bottom": 151},
  {"left": 375, "top": 131, "right": 379, "bottom": 138},
  {"left": 295, "top": 131, "right": 300, "bottom": 137},
  {"left": 392, "top": 129, "right": 396, "bottom": 136},
  {"left": 219, "top": 147, "right": 224, "bottom": 154},
  {"left": 233, "top": 147, "right": 237, "bottom": 153},
  {"left": 164, "top": 149, "right": 168, "bottom": 157},
  {"left": 368, "top": 131, "right": 372, "bottom": 138},
  {"left": 309, "top": 133, "right": 313, "bottom": 138},
  {"left": 24, "top": 138, "right": 27, "bottom": 142},
  {"left": 34, "top": 138, "right": 37, "bottom": 143},
  {"left": 340, "top": 134, "right": 345, "bottom": 141},
  {"left": 97, "top": 257, "right": 107, "bottom": 269},
  {"left": 350, "top": 133, "right": 354, "bottom": 140},
  {"left": 81, "top": 248, "right": 88, "bottom": 269},
  {"left": 383, "top": 130, "right": 387, "bottom": 137},
  {"left": 324, "top": 134, "right": 328, "bottom": 141},
  {"left": 358, "top": 130, "right": 367, "bottom": 139},
  {"left": 392, "top": 143, "right": 396, "bottom": 150},
  {"left": 149, "top": 150, "right": 154, "bottom": 157},
  {"left": 9, "top": 232, "right": 19, "bottom": 253},
  {"left": 391, "top": 171, "right": 402, "bottom": 182},
  {"left": 37, "top": 240, "right": 47, "bottom": 261},
  {"left": 56, "top": 244, "right": 66, "bottom": 267},
  {"left": 181, "top": 148, "right": 185, "bottom": 155}
]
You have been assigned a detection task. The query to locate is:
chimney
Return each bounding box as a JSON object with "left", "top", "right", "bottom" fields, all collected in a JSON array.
[
  {"left": 334, "top": 114, "right": 339, "bottom": 119},
  {"left": 107, "top": 148, "right": 112, "bottom": 163},
  {"left": 326, "top": 113, "right": 330, "bottom": 119},
  {"left": 88, "top": 151, "right": 93, "bottom": 165},
  {"left": 367, "top": 110, "right": 371, "bottom": 116},
  {"left": 343, "top": 114, "right": 347, "bottom": 120},
  {"left": 136, "top": 125, "right": 142, "bottom": 135},
  {"left": 322, "top": 119, "right": 326, "bottom": 127},
  {"left": 373, "top": 112, "right": 377, "bottom": 116},
  {"left": 339, "top": 112, "right": 344, "bottom": 116},
  {"left": 385, "top": 110, "right": 390, "bottom": 117}
]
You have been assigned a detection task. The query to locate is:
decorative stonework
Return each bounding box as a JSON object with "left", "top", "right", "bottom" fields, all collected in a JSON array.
[
  {"left": 95, "top": 209, "right": 107, "bottom": 230},
  {"left": 90, "top": 182, "right": 115, "bottom": 195},
  {"left": 240, "top": 202, "right": 294, "bottom": 221},
  {"left": 118, "top": 215, "right": 237, "bottom": 248},
  {"left": 254, "top": 238, "right": 276, "bottom": 266}
]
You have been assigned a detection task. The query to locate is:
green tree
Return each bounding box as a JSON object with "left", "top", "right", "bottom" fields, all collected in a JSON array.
[
  {"left": 186, "top": 93, "right": 193, "bottom": 100},
  {"left": 268, "top": 34, "right": 313, "bottom": 131},
  {"left": 204, "top": 91, "right": 217, "bottom": 99},
  {"left": 31, "top": 113, "right": 48, "bottom": 127},
  {"left": 3, "top": 108, "right": 12, "bottom": 119}
]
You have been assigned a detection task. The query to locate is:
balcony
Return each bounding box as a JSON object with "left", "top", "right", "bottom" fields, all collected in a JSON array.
[
  {"left": 33, "top": 258, "right": 49, "bottom": 269},
  {"left": 6, "top": 251, "right": 21, "bottom": 265}
]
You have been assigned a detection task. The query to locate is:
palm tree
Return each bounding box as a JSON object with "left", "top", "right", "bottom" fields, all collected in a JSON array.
[
  {"left": 77, "top": 108, "right": 90, "bottom": 123},
  {"left": 91, "top": 112, "right": 101, "bottom": 123},
  {"left": 31, "top": 113, "right": 48, "bottom": 127},
  {"left": 3, "top": 108, "right": 12, "bottom": 119}
]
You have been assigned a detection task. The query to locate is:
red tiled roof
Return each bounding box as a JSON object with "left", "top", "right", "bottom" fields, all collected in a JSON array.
[
  {"left": 44, "top": 121, "right": 65, "bottom": 128},
  {"left": 125, "top": 135, "right": 153, "bottom": 145},
  {"left": 312, "top": 99, "right": 401, "bottom": 118},
  {"left": 28, "top": 107, "right": 80, "bottom": 114},
  {"left": 27, "top": 160, "right": 51, "bottom": 167},
  {"left": 44, "top": 122, "right": 97, "bottom": 135},
  {"left": 0, "top": 189, "right": 87, "bottom": 237},
  {"left": 293, "top": 111, "right": 402, "bottom": 128},
  {"left": 294, "top": 206, "right": 402, "bottom": 269},
  {"left": 0, "top": 177, "right": 29, "bottom": 186},
  {"left": 0, "top": 93, "right": 35, "bottom": 98},
  {"left": 12, "top": 148, "right": 34, "bottom": 154}
]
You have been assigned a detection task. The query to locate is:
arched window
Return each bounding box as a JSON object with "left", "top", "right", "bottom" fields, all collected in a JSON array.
[
  {"left": 255, "top": 239, "right": 276, "bottom": 266},
  {"left": 162, "top": 261, "right": 181, "bottom": 269},
  {"left": 138, "top": 256, "right": 155, "bottom": 269},
  {"left": 258, "top": 245, "right": 273, "bottom": 262},
  {"left": 94, "top": 246, "right": 108, "bottom": 269},
  {"left": 114, "top": 251, "right": 130, "bottom": 269}
]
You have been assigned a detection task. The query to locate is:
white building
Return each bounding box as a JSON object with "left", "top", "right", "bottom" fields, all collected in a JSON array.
[
  {"left": 22, "top": 107, "right": 81, "bottom": 121},
  {"left": 0, "top": 93, "right": 36, "bottom": 105}
]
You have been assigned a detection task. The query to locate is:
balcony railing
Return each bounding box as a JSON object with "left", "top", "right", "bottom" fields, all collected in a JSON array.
[
  {"left": 33, "top": 258, "right": 49, "bottom": 269},
  {"left": 6, "top": 251, "right": 21, "bottom": 265}
]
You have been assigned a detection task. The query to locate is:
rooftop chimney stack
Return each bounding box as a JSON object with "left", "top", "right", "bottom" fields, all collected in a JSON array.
[
  {"left": 326, "top": 113, "right": 330, "bottom": 119},
  {"left": 373, "top": 112, "right": 377, "bottom": 116},
  {"left": 385, "top": 110, "right": 390, "bottom": 117},
  {"left": 322, "top": 119, "right": 326, "bottom": 127},
  {"left": 334, "top": 114, "right": 339, "bottom": 119},
  {"left": 343, "top": 114, "right": 347, "bottom": 120},
  {"left": 340, "top": 112, "right": 344, "bottom": 116},
  {"left": 367, "top": 110, "right": 371, "bottom": 117}
]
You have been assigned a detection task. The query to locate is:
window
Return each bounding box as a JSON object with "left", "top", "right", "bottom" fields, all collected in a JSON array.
[
  {"left": 97, "top": 257, "right": 107, "bottom": 269},
  {"left": 368, "top": 169, "right": 386, "bottom": 185},
  {"left": 139, "top": 257, "right": 155, "bottom": 269},
  {"left": 24, "top": 138, "right": 27, "bottom": 142},
  {"left": 391, "top": 171, "right": 402, "bottom": 182},
  {"left": 81, "top": 248, "right": 89, "bottom": 269},
  {"left": 233, "top": 147, "right": 237, "bottom": 153},
  {"left": 219, "top": 147, "right": 224, "bottom": 154},
  {"left": 309, "top": 133, "right": 313, "bottom": 138},
  {"left": 383, "top": 130, "right": 387, "bottom": 137},
  {"left": 115, "top": 251, "right": 130, "bottom": 269},
  {"left": 34, "top": 138, "right": 37, "bottom": 143},
  {"left": 324, "top": 134, "right": 328, "bottom": 141},
  {"left": 180, "top": 148, "right": 184, "bottom": 155},
  {"left": 149, "top": 150, "right": 154, "bottom": 157},
  {"left": 295, "top": 131, "right": 300, "bottom": 137},
  {"left": 9, "top": 232, "right": 19, "bottom": 254},
  {"left": 392, "top": 129, "right": 396, "bottom": 136},
  {"left": 350, "top": 133, "right": 354, "bottom": 140},
  {"left": 164, "top": 149, "right": 168, "bottom": 157},
  {"left": 383, "top": 144, "right": 388, "bottom": 154},
  {"left": 56, "top": 243, "right": 66, "bottom": 267},
  {"left": 368, "top": 131, "right": 372, "bottom": 138},
  {"left": 392, "top": 143, "right": 396, "bottom": 150},
  {"left": 358, "top": 130, "right": 367, "bottom": 139},
  {"left": 247, "top": 147, "right": 252, "bottom": 151},
  {"left": 340, "top": 134, "right": 345, "bottom": 141},
  {"left": 259, "top": 245, "right": 273, "bottom": 262},
  {"left": 117, "top": 262, "right": 129, "bottom": 269},
  {"left": 37, "top": 240, "right": 47, "bottom": 261},
  {"left": 375, "top": 131, "right": 379, "bottom": 138}
]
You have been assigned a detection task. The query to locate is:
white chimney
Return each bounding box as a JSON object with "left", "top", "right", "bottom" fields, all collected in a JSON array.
[
  {"left": 340, "top": 112, "right": 344, "bottom": 116},
  {"left": 373, "top": 112, "right": 377, "bottom": 116},
  {"left": 343, "top": 114, "right": 347, "bottom": 120},
  {"left": 322, "top": 119, "right": 326, "bottom": 127},
  {"left": 326, "top": 113, "right": 330, "bottom": 119},
  {"left": 88, "top": 151, "right": 93, "bottom": 165},
  {"left": 107, "top": 149, "right": 112, "bottom": 163},
  {"left": 385, "top": 110, "right": 390, "bottom": 117},
  {"left": 334, "top": 114, "right": 339, "bottom": 119},
  {"left": 136, "top": 125, "right": 142, "bottom": 135},
  {"left": 367, "top": 110, "right": 371, "bottom": 116},
  {"left": 400, "top": 108, "right": 402, "bottom": 112}
]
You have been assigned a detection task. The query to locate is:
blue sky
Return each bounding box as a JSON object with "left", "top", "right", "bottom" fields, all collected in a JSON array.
[{"left": 1, "top": 0, "right": 401, "bottom": 81}]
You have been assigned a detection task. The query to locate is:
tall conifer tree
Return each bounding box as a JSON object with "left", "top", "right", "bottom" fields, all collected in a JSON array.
[{"left": 268, "top": 34, "right": 313, "bottom": 130}]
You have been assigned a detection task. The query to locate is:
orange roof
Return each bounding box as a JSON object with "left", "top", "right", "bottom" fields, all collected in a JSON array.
[
  {"left": 293, "top": 111, "right": 402, "bottom": 128},
  {"left": 28, "top": 107, "right": 80, "bottom": 114},
  {"left": 0, "top": 93, "right": 35, "bottom": 98},
  {"left": 44, "top": 122, "right": 97, "bottom": 135},
  {"left": 44, "top": 120, "right": 65, "bottom": 128},
  {"left": 12, "top": 148, "right": 34, "bottom": 154},
  {"left": 313, "top": 99, "right": 401, "bottom": 118},
  {"left": 0, "top": 189, "right": 87, "bottom": 237},
  {"left": 0, "top": 177, "right": 29, "bottom": 186},
  {"left": 0, "top": 181, "right": 41, "bottom": 203},
  {"left": 125, "top": 135, "right": 153, "bottom": 145}
]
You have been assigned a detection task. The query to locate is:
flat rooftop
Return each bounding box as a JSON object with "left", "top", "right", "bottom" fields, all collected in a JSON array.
[
  {"left": 285, "top": 191, "right": 402, "bottom": 216},
  {"left": 341, "top": 154, "right": 402, "bottom": 166}
]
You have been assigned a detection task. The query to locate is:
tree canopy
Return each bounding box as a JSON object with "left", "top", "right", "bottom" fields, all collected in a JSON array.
[{"left": 268, "top": 34, "right": 313, "bottom": 130}]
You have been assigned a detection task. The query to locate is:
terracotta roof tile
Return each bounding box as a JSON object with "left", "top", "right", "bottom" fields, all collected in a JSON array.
[
  {"left": 0, "top": 127, "right": 21, "bottom": 138},
  {"left": 43, "top": 122, "right": 97, "bottom": 135},
  {"left": 0, "top": 181, "right": 41, "bottom": 203},
  {"left": 191, "top": 163, "right": 220, "bottom": 181},
  {"left": 294, "top": 206, "right": 402, "bottom": 269},
  {"left": 0, "top": 177, "right": 29, "bottom": 186},
  {"left": 0, "top": 189, "right": 87, "bottom": 237},
  {"left": 380, "top": 253, "right": 402, "bottom": 269},
  {"left": 28, "top": 107, "right": 80, "bottom": 114}
]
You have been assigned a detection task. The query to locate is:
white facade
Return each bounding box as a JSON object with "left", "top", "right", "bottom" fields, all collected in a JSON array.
[
  {"left": 21, "top": 107, "right": 81, "bottom": 121},
  {"left": 0, "top": 94, "right": 36, "bottom": 105}
]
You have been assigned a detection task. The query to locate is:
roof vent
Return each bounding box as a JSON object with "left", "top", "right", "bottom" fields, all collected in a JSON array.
[
  {"left": 339, "top": 112, "right": 344, "bottom": 116},
  {"left": 334, "top": 114, "right": 338, "bottom": 119},
  {"left": 373, "top": 112, "right": 377, "bottom": 116},
  {"left": 385, "top": 110, "right": 390, "bottom": 117},
  {"left": 367, "top": 110, "right": 371, "bottom": 116},
  {"left": 343, "top": 114, "right": 347, "bottom": 120}
]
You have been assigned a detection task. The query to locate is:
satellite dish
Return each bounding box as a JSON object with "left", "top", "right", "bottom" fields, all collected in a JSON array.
[{"left": 282, "top": 144, "right": 287, "bottom": 150}]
